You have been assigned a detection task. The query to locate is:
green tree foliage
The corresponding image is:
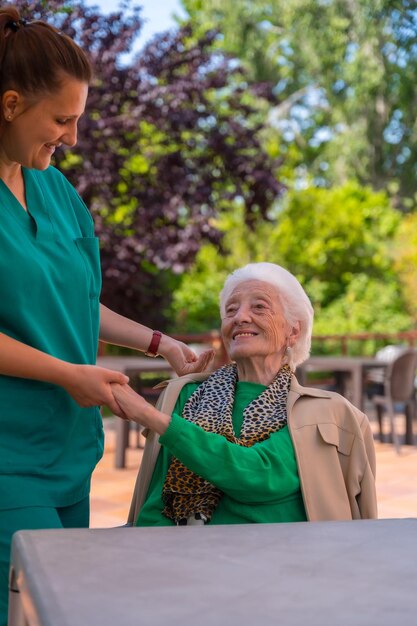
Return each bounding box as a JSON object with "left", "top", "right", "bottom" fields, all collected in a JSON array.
[
  {"left": 393, "top": 213, "right": 417, "bottom": 323},
  {"left": 169, "top": 246, "right": 226, "bottom": 333},
  {"left": 182, "top": 0, "right": 417, "bottom": 207},
  {"left": 12, "top": 0, "right": 282, "bottom": 328},
  {"left": 312, "top": 275, "right": 411, "bottom": 335},
  {"left": 169, "top": 202, "right": 275, "bottom": 332},
  {"left": 258, "top": 182, "right": 400, "bottom": 308},
  {"left": 170, "top": 182, "right": 412, "bottom": 336}
]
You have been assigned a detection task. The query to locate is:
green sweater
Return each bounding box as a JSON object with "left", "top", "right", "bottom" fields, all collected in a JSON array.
[{"left": 137, "top": 381, "right": 307, "bottom": 525}]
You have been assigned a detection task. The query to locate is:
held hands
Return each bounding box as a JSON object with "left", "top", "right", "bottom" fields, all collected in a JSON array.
[
  {"left": 63, "top": 364, "right": 129, "bottom": 416},
  {"left": 62, "top": 335, "right": 215, "bottom": 416},
  {"left": 158, "top": 336, "right": 215, "bottom": 377},
  {"left": 111, "top": 383, "right": 170, "bottom": 435}
]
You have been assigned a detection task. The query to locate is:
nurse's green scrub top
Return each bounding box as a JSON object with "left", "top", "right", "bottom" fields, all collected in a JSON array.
[{"left": 0, "top": 166, "right": 103, "bottom": 509}]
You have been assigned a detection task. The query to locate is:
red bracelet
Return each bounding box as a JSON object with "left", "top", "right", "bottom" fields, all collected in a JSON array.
[{"left": 145, "top": 330, "right": 162, "bottom": 357}]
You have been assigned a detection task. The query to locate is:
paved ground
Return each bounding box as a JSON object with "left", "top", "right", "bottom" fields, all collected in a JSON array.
[{"left": 90, "top": 413, "right": 417, "bottom": 528}]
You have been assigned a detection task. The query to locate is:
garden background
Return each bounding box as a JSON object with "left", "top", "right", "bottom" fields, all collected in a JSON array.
[{"left": 15, "top": 0, "right": 417, "bottom": 354}]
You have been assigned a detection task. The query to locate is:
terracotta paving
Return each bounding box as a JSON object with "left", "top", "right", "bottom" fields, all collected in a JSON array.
[{"left": 90, "top": 414, "right": 417, "bottom": 528}]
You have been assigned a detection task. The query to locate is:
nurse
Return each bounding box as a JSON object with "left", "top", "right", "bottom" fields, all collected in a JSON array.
[{"left": 0, "top": 7, "right": 213, "bottom": 623}]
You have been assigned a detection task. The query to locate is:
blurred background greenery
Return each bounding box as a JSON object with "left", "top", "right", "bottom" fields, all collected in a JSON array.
[
  {"left": 170, "top": 0, "right": 417, "bottom": 349},
  {"left": 22, "top": 0, "right": 417, "bottom": 355}
]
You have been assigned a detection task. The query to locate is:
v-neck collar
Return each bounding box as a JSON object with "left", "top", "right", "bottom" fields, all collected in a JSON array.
[{"left": 0, "top": 168, "right": 56, "bottom": 240}]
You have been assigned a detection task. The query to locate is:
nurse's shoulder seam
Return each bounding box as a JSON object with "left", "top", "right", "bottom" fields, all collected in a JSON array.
[{"left": 39, "top": 166, "right": 95, "bottom": 233}]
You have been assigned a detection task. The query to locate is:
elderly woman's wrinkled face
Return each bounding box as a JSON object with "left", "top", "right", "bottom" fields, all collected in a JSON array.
[{"left": 221, "top": 280, "right": 291, "bottom": 362}]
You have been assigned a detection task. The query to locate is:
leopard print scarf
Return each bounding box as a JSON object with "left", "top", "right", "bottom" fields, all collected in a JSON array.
[{"left": 162, "top": 363, "right": 291, "bottom": 525}]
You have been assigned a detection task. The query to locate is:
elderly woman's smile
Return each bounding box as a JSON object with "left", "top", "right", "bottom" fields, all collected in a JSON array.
[
  {"left": 221, "top": 280, "right": 295, "bottom": 382},
  {"left": 232, "top": 331, "right": 259, "bottom": 339}
]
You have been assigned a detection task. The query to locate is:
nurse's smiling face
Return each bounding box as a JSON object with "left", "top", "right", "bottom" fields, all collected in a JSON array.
[{"left": 1, "top": 75, "right": 88, "bottom": 171}]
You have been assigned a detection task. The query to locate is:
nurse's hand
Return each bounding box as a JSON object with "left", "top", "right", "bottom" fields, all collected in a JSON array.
[
  {"left": 158, "top": 336, "right": 215, "bottom": 377},
  {"left": 63, "top": 364, "right": 129, "bottom": 416}
]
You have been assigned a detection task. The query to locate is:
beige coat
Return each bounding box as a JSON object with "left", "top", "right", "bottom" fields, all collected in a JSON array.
[{"left": 128, "top": 373, "right": 377, "bottom": 524}]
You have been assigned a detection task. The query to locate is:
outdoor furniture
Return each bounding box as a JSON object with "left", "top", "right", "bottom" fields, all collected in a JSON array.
[
  {"left": 372, "top": 348, "right": 417, "bottom": 452},
  {"left": 296, "top": 356, "right": 385, "bottom": 410},
  {"left": 8, "top": 519, "right": 417, "bottom": 626},
  {"left": 96, "top": 356, "right": 174, "bottom": 468},
  {"left": 364, "top": 344, "right": 408, "bottom": 397}
]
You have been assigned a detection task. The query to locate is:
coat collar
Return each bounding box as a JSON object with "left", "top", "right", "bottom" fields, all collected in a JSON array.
[{"left": 288, "top": 374, "right": 332, "bottom": 415}]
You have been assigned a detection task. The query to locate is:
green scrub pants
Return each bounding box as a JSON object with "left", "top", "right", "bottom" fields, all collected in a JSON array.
[{"left": 0, "top": 497, "right": 89, "bottom": 626}]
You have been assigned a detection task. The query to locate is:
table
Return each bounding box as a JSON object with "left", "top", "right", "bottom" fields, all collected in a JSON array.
[
  {"left": 8, "top": 519, "right": 417, "bottom": 626},
  {"left": 297, "top": 356, "right": 385, "bottom": 410},
  {"left": 96, "top": 356, "right": 174, "bottom": 468}
]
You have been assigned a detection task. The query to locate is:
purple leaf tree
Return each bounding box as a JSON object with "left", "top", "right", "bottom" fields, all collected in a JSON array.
[{"left": 13, "top": 0, "right": 283, "bottom": 327}]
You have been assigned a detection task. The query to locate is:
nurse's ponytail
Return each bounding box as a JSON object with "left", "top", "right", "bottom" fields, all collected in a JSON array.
[{"left": 0, "top": 6, "right": 91, "bottom": 111}]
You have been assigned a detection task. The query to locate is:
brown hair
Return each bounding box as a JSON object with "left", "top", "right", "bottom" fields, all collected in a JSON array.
[{"left": 0, "top": 6, "right": 92, "bottom": 99}]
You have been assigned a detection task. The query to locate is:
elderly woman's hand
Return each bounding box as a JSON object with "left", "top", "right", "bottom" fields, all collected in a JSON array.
[
  {"left": 158, "top": 336, "right": 215, "bottom": 377},
  {"left": 111, "top": 383, "right": 171, "bottom": 435}
]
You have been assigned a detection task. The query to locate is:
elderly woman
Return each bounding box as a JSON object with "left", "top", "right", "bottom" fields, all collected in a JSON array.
[{"left": 112, "top": 263, "right": 377, "bottom": 526}]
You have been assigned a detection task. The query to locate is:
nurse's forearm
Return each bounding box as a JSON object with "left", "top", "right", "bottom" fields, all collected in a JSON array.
[
  {"left": 99, "top": 304, "right": 154, "bottom": 352},
  {"left": 99, "top": 305, "right": 213, "bottom": 378},
  {"left": 0, "top": 331, "right": 72, "bottom": 385},
  {"left": 0, "top": 332, "right": 129, "bottom": 411},
  {"left": 99, "top": 304, "right": 176, "bottom": 359}
]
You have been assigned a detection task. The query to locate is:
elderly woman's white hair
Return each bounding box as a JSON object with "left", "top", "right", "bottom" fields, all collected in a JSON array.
[{"left": 219, "top": 262, "right": 314, "bottom": 370}]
